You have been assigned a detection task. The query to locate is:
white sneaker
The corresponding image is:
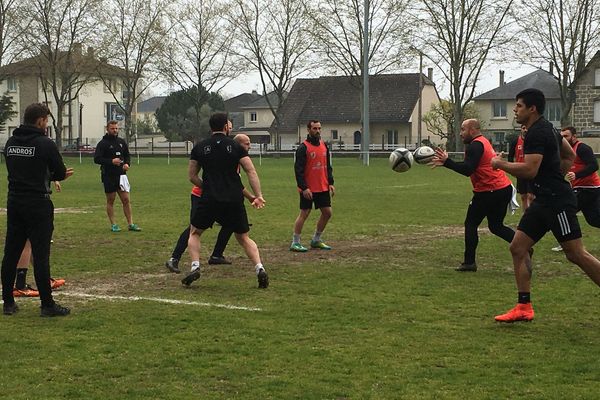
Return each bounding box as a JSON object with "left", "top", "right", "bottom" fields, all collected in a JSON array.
[{"left": 551, "top": 245, "right": 563, "bottom": 252}]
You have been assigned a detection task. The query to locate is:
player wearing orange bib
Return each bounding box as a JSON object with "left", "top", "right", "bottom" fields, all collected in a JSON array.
[
  {"left": 431, "top": 119, "right": 515, "bottom": 272},
  {"left": 290, "top": 120, "right": 335, "bottom": 252},
  {"left": 561, "top": 126, "right": 600, "bottom": 228},
  {"left": 508, "top": 125, "right": 534, "bottom": 211}
]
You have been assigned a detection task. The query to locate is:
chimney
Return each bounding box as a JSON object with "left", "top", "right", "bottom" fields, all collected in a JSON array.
[
  {"left": 87, "top": 46, "right": 94, "bottom": 58},
  {"left": 73, "top": 42, "right": 82, "bottom": 55},
  {"left": 251, "top": 90, "right": 258, "bottom": 95},
  {"left": 427, "top": 67, "right": 433, "bottom": 80},
  {"left": 499, "top": 70, "right": 505, "bottom": 86}
]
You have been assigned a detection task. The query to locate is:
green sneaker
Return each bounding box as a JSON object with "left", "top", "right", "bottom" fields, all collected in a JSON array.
[
  {"left": 289, "top": 242, "right": 308, "bottom": 252},
  {"left": 310, "top": 240, "right": 331, "bottom": 250},
  {"left": 128, "top": 224, "right": 142, "bottom": 232},
  {"left": 111, "top": 224, "right": 121, "bottom": 232}
]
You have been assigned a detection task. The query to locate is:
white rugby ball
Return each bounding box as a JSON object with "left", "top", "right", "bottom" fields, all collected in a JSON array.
[
  {"left": 389, "top": 147, "right": 413, "bottom": 173},
  {"left": 413, "top": 146, "right": 435, "bottom": 164}
]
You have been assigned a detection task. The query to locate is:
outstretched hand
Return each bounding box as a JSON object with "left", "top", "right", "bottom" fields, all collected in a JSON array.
[{"left": 429, "top": 147, "right": 448, "bottom": 169}]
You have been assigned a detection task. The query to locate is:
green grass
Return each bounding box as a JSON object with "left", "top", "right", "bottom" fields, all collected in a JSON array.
[{"left": 1, "top": 155, "right": 600, "bottom": 399}]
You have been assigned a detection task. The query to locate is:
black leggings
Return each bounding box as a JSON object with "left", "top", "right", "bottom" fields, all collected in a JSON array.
[
  {"left": 463, "top": 185, "right": 515, "bottom": 264},
  {"left": 575, "top": 188, "right": 600, "bottom": 228}
]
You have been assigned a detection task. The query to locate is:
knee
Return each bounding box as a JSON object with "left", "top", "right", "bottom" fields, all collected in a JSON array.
[
  {"left": 321, "top": 208, "right": 332, "bottom": 219},
  {"left": 564, "top": 249, "right": 583, "bottom": 265}
]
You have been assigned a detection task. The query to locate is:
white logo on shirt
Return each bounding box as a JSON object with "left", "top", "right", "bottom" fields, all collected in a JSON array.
[{"left": 6, "top": 146, "right": 35, "bottom": 157}]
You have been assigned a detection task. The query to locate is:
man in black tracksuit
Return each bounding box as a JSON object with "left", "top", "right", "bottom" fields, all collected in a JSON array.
[
  {"left": 93, "top": 120, "right": 141, "bottom": 232},
  {"left": 1, "top": 103, "right": 73, "bottom": 316}
]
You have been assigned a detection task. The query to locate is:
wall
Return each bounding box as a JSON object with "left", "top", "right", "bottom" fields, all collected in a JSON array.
[{"left": 573, "top": 64, "right": 600, "bottom": 133}]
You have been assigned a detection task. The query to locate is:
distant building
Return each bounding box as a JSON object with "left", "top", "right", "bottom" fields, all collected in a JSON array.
[
  {"left": 0, "top": 44, "right": 129, "bottom": 148},
  {"left": 473, "top": 69, "right": 561, "bottom": 147},
  {"left": 274, "top": 73, "right": 440, "bottom": 150},
  {"left": 572, "top": 51, "right": 600, "bottom": 137},
  {"left": 137, "top": 96, "right": 166, "bottom": 127}
]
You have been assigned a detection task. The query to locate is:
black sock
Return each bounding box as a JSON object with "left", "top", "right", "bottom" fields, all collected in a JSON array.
[
  {"left": 518, "top": 292, "right": 531, "bottom": 304},
  {"left": 16, "top": 268, "right": 28, "bottom": 289}
]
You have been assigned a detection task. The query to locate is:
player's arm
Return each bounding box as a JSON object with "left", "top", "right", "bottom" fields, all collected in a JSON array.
[
  {"left": 443, "top": 141, "right": 483, "bottom": 177},
  {"left": 242, "top": 188, "right": 256, "bottom": 202},
  {"left": 240, "top": 156, "right": 265, "bottom": 208},
  {"left": 559, "top": 137, "right": 576, "bottom": 175},
  {"left": 294, "top": 143, "right": 308, "bottom": 190},
  {"left": 492, "top": 153, "right": 542, "bottom": 179},
  {"left": 575, "top": 143, "right": 597, "bottom": 178},
  {"left": 188, "top": 159, "right": 202, "bottom": 187}
]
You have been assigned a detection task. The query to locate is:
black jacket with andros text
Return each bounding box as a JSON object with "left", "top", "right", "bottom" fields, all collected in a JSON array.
[{"left": 3, "top": 125, "right": 67, "bottom": 198}]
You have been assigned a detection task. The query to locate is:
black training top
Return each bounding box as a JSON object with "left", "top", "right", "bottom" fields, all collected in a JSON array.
[
  {"left": 190, "top": 133, "right": 248, "bottom": 203},
  {"left": 3, "top": 124, "right": 67, "bottom": 198},
  {"left": 523, "top": 117, "right": 573, "bottom": 201},
  {"left": 94, "top": 134, "right": 130, "bottom": 177}
]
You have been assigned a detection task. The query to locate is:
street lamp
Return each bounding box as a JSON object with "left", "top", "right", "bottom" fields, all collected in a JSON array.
[{"left": 410, "top": 46, "right": 424, "bottom": 147}]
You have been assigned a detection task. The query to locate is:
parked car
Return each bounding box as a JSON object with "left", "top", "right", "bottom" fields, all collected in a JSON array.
[{"left": 78, "top": 144, "right": 95, "bottom": 152}]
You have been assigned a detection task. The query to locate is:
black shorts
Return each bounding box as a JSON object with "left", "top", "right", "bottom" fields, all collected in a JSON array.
[
  {"left": 516, "top": 178, "right": 533, "bottom": 195},
  {"left": 190, "top": 198, "right": 250, "bottom": 234},
  {"left": 518, "top": 197, "right": 581, "bottom": 243},
  {"left": 299, "top": 191, "right": 331, "bottom": 210},
  {"left": 102, "top": 175, "right": 120, "bottom": 193}
]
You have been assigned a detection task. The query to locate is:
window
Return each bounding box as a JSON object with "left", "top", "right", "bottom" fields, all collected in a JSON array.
[
  {"left": 387, "top": 130, "right": 398, "bottom": 145},
  {"left": 492, "top": 101, "right": 506, "bottom": 118},
  {"left": 493, "top": 132, "right": 504, "bottom": 144},
  {"left": 331, "top": 130, "right": 338, "bottom": 140},
  {"left": 104, "top": 79, "right": 114, "bottom": 93},
  {"left": 545, "top": 101, "right": 561, "bottom": 122},
  {"left": 7, "top": 78, "right": 17, "bottom": 92},
  {"left": 595, "top": 68, "right": 600, "bottom": 86},
  {"left": 249, "top": 112, "right": 257, "bottom": 122},
  {"left": 594, "top": 101, "right": 600, "bottom": 123}
]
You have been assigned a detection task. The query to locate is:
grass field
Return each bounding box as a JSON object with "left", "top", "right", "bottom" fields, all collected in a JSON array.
[{"left": 1, "top": 155, "right": 600, "bottom": 399}]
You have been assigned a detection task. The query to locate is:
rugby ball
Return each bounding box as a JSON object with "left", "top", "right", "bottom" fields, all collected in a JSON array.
[
  {"left": 389, "top": 147, "right": 413, "bottom": 173},
  {"left": 413, "top": 146, "right": 435, "bottom": 164}
]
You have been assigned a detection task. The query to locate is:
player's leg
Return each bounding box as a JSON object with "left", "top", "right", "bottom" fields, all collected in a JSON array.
[
  {"left": 578, "top": 189, "right": 600, "bottom": 229},
  {"left": 561, "top": 239, "right": 600, "bottom": 286},
  {"left": 1, "top": 203, "right": 28, "bottom": 313},
  {"left": 105, "top": 191, "right": 118, "bottom": 228},
  {"left": 209, "top": 226, "right": 234, "bottom": 264},
  {"left": 311, "top": 192, "right": 332, "bottom": 250},
  {"left": 459, "top": 193, "right": 487, "bottom": 271},
  {"left": 235, "top": 232, "right": 268, "bottom": 288},
  {"left": 182, "top": 199, "right": 213, "bottom": 286},
  {"left": 118, "top": 190, "right": 140, "bottom": 231},
  {"left": 291, "top": 194, "right": 312, "bottom": 252},
  {"left": 486, "top": 185, "right": 515, "bottom": 244}
]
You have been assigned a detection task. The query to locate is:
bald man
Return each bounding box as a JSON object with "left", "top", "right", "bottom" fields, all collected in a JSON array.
[{"left": 431, "top": 119, "right": 515, "bottom": 272}]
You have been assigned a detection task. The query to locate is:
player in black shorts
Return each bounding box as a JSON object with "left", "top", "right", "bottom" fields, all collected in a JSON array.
[
  {"left": 181, "top": 113, "right": 268, "bottom": 289},
  {"left": 492, "top": 88, "right": 600, "bottom": 322}
]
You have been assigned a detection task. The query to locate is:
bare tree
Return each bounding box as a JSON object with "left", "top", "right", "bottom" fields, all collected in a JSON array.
[
  {"left": 416, "top": 0, "right": 514, "bottom": 150},
  {"left": 306, "top": 0, "right": 411, "bottom": 85},
  {"left": 160, "top": 0, "right": 242, "bottom": 132},
  {"left": 24, "top": 0, "right": 102, "bottom": 148},
  {"left": 0, "top": 0, "right": 28, "bottom": 74},
  {"left": 516, "top": 0, "right": 600, "bottom": 125},
  {"left": 233, "top": 0, "right": 313, "bottom": 149},
  {"left": 97, "top": 0, "right": 168, "bottom": 142}
]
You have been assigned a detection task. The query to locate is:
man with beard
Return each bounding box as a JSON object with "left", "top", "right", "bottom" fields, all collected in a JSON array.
[
  {"left": 431, "top": 119, "right": 516, "bottom": 272},
  {"left": 492, "top": 88, "right": 600, "bottom": 322},
  {"left": 290, "top": 120, "right": 335, "bottom": 252}
]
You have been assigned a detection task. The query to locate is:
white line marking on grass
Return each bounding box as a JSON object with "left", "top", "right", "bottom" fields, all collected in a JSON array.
[
  {"left": 57, "top": 292, "right": 262, "bottom": 311},
  {"left": 375, "top": 183, "right": 431, "bottom": 189}
]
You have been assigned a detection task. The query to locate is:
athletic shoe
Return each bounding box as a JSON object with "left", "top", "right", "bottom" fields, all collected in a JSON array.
[
  {"left": 165, "top": 258, "right": 180, "bottom": 273},
  {"left": 551, "top": 245, "right": 563, "bottom": 252},
  {"left": 181, "top": 269, "right": 201, "bottom": 286},
  {"left": 494, "top": 303, "right": 534, "bottom": 323},
  {"left": 128, "top": 224, "right": 142, "bottom": 232},
  {"left": 13, "top": 284, "right": 39, "bottom": 297},
  {"left": 50, "top": 278, "right": 66, "bottom": 289},
  {"left": 111, "top": 224, "right": 121, "bottom": 232},
  {"left": 208, "top": 256, "right": 232, "bottom": 265},
  {"left": 257, "top": 269, "right": 269, "bottom": 289},
  {"left": 3, "top": 302, "right": 18, "bottom": 315},
  {"left": 289, "top": 243, "right": 308, "bottom": 252},
  {"left": 455, "top": 263, "right": 477, "bottom": 272},
  {"left": 310, "top": 240, "right": 332, "bottom": 250},
  {"left": 40, "top": 303, "right": 70, "bottom": 317}
]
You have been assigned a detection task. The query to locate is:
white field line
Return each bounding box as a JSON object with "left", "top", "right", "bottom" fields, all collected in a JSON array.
[
  {"left": 376, "top": 183, "right": 432, "bottom": 189},
  {"left": 56, "top": 292, "right": 262, "bottom": 312}
]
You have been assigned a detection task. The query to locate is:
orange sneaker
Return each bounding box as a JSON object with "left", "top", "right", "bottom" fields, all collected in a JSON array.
[
  {"left": 50, "top": 278, "right": 66, "bottom": 289},
  {"left": 495, "top": 303, "right": 534, "bottom": 322},
  {"left": 13, "top": 284, "right": 40, "bottom": 297}
]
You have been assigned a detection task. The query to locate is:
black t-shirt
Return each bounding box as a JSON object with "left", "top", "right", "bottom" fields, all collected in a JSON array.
[
  {"left": 523, "top": 117, "right": 572, "bottom": 201},
  {"left": 190, "top": 133, "right": 248, "bottom": 203}
]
